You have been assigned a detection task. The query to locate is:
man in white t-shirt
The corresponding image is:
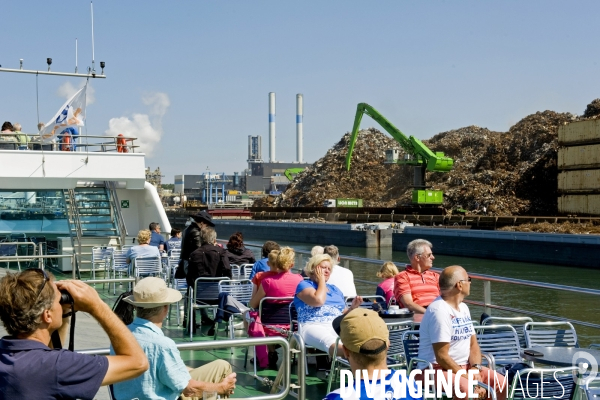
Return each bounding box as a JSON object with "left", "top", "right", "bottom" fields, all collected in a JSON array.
[
  {"left": 323, "top": 245, "right": 357, "bottom": 298},
  {"left": 418, "top": 266, "right": 507, "bottom": 400}
]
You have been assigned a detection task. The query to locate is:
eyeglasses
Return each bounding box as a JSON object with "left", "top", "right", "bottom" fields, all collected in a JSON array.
[
  {"left": 33, "top": 268, "right": 50, "bottom": 298},
  {"left": 418, "top": 253, "right": 434, "bottom": 259},
  {"left": 459, "top": 277, "right": 472, "bottom": 283}
]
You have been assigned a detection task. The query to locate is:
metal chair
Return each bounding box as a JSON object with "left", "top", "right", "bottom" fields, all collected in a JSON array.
[
  {"left": 507, "top": 366, "right": 578, "bottom": 400},
  {"left": 216, "top": 279, "right": 253, "bottom": 340},
  {"left": 476, "top": 325, "right": 522, "bottom": 369},
  {"left": 401, "top": 330, "right": 434, "bottom": 373},
  {"left": 524, "top": 321, "right": 579, "bottom": 348},
  {"left": 580, "top": 375, "right": 600, "bottom": 400},
  {"left": 92, "top": 246, "right": 114, "bottom": 280},
  {"left": 245, "top": 296, "right": 294, "bottom": 376},
  {"left": 108, "top": 249, "right": 130, "bottom": 294},
  {"left": 230, "top": 264, "right": 241, "bottom": 279},
  {"left": 482, "top": 316, "right": 533, "bottom": 348},
  {"left": 133, "top": 256, "right": 163, "bottom": 279},
  {"left": 289, "top": 302, "right": 329, "bottom": 375},
  {"left": 168, "top": 248, "right": 181, "bottom": 259},
  {"left": 168, "top": 241, "right": 181, "bottom": 250},
  {"left": 188, "top": 277, "right": 228, "bottom": 341},
  {"left": 240, "top": 263, "right": 254, "bottom": 279},
  {"left": 169, "top": 278, "right": 188, "bottom": 326}
]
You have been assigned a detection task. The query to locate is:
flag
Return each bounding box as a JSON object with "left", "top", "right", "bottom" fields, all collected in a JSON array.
[{"left": 40, "top": 85, "right": 87, "bottom": 143}]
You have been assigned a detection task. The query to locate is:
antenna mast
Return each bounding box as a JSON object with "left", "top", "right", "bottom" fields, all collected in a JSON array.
[
  {"left": 91, "top": 1, "right": 95, "bottom": 73},
  {"left": 75, "top": 38, "right": 78, "bottom": 73}
]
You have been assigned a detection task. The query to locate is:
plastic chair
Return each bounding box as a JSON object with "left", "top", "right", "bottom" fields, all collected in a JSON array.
[
  {"left": 289, "top": 302, "right": 330, "bottom": 375},
  {"left": 475, "top": 325, "right": 522, "bottom": 368},
  {"left": 240, "top": 263, "right": 254, "bottom": 279},
  {"left": 524, "top": 321, "right": 579, "bottom": 348},
  {"left": 108, "top": 249, "right": 130, "bottom": 294},
  {"left": 230, "top": 264, "right": 241, "bottom": 279},
  {"left": 133, "top": 256, "right": 163, "bottom": 279},
  {"left": 508, "top": 366, "right": 578, "bottom": 400},
  {"left": 168, "top": 248, "right": 181, "bottom": 259},
  {"left": 188, "top": 277, "right": 228, "bottom": 341},
  {"left": 482, "top": 316, "right": 533, "bottom": 348},
  {"left": 92, "top": 246, "right": 114, "bottom": 281},
  {"left": 216, "top": 279, "right": 253, "bottom": 339},
  {"left": 169, "top": 278, "right": 188, "bottom": 326}
]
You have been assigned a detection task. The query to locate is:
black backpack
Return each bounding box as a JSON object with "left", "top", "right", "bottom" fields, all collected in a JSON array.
[{"left": 112, "top": 290, "right": 135, "bottom": 325}]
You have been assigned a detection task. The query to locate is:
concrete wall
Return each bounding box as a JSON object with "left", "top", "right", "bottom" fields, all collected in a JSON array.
[{"left": 393, "top": 227, "right": 600, "bottom": 269}]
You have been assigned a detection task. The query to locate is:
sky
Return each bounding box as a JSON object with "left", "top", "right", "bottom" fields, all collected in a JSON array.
[{"left": 2, "top": 1, "right": 600, "bottom": 183}]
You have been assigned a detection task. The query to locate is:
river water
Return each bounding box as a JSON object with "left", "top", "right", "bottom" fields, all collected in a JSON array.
[{"left": 244, "top": 239, "right": 600, "bottom": 346}]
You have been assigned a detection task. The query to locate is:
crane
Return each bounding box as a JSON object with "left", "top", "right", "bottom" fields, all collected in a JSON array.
[{"left": 345, "top": 103, "right": 454, "bottom": 205}]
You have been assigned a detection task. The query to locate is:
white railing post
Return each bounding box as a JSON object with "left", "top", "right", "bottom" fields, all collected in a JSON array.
[{"left": 484, "top": 281, "right": 492, "bottom": 315}]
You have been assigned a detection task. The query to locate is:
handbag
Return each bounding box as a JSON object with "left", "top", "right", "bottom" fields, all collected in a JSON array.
[{"left": 247, "top": 310, "right": 268, "bottom": 368}]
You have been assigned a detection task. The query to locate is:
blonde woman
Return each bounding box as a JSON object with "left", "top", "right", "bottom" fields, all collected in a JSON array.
[
  {"left": 126, "top": 230, "right": 161, "bottom": 271},
  {"left": 376, "top": 261, "right": 400, "bottom": 305},
  {"left": 294, "top": 254, "right": 363, "bottom": 357}
]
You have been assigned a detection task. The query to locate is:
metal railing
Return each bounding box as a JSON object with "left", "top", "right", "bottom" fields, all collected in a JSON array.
[
  {"left": 79, "top": 336, "right": 292, "bottom": 400},
  {"left": 237, "top": 242, "right": 600, "bottom": 332},
  {"left": 105, "top": 181, "right": 128, "bottom": 246},
  {"left": 0, "top": 134, "right": 138, "bottom": 153}
]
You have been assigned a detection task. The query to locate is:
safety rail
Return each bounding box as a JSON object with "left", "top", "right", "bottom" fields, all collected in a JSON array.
[
  {"left": 105, "top": 180, "right": 128, "bottom": 245},
  {"left": 236, "top": 241, "right": 600, "bottom": 332},
  {"left": 0, "top": 134, "right": 138, "bottom": 153},
  {"left": 0, "top": 254, "right": 75, "bottom": 270},
  {"left": 79, "top": 336, "right": 292, "bottom": 400}
]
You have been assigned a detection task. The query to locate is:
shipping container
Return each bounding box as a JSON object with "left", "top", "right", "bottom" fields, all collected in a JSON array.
[
  {"left": 558, "top": 119, "right": 600, "bottom": 145},
  {"left": 558, "top": 144, "right": 600, "bottom": 169},
  {"left": 247, "top": 191, "right": 264, "bottom": 195},
  {"left": 412, "top": 190, "right": 444, "bottom": 204},
  {"left": 558, "top": 194, "right": 600, "bottom": 215},
  {"left": 228, "top": 190, "right": 240, "bottom": 195},
  {"left": 336, "top": 198, "right": 363, "bottom": 207},
  {"left": 558, "top": 169, "right": 600, "bottom": 191}
]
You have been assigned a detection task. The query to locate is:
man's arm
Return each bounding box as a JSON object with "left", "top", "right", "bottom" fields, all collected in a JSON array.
[
  {"left": 468, "top": 334, "right": 482, "bottom": 366},
  {"left": 401, "top": 294, "right": 427, "bottom": 314},
  {"left": 56, "top": 280, "right": 148, "bottom": 385},
  {"left": 432, "top": 342, "right": 464, "bottom": 374},
  {"left": 182, "top": 373, "right": 237, "bottom": 397}
]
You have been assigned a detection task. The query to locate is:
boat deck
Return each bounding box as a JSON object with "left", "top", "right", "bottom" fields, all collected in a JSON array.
[{"left": 0, "top": 266, "right": 329, "bottom": 400}]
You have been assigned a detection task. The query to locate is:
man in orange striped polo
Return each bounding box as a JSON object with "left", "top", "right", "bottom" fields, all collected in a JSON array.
[{"left": 393, "top": 239, "right": 440, "bottom": 319}]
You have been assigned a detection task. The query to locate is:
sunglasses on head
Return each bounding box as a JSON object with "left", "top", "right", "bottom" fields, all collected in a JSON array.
[{"left": 30, "top": 268, "right": 50, "bottom": 298}]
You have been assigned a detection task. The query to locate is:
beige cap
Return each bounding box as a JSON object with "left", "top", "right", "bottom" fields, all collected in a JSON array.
[
  {"left": 123, "top": 277, "right": 182, "bottom": 308},
  {"left": 334, "top": 308, "right": 389, "bottom": 354}
]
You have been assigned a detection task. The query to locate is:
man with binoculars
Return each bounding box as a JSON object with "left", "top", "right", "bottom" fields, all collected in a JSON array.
[{"left": 0, "top": 268, "right": 149, "bottom": 399}]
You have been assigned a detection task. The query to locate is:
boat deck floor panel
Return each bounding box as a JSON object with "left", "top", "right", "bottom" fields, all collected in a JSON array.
[{"left": 0, "top": 267, "right": 332, "bottom": 400}]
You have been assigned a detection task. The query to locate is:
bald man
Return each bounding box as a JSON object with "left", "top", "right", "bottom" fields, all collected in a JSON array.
[{"left": 417, "top": 266, "right": 507, "bottom": 400}]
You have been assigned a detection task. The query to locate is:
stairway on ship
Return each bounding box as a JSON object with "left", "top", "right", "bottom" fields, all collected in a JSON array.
[{"left": 62, "top": 182, "right": 127, "bottom": 277}]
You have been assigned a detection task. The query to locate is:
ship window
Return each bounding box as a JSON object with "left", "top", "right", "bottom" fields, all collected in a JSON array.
[{"left": 0, "top": 190, "right": 69, "bottom": 235}]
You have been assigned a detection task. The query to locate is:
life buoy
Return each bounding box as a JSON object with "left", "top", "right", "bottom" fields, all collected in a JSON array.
[
  {"left": 117, "top": 134, "right": 129, "bottom": 153},
  {"left": 60, "top": 133, "right": 72, "bottom": 151}
]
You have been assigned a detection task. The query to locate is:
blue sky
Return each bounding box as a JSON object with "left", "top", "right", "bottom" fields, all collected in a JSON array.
[{"left": 2, "top": 1, "right": 599, "bottom": 183}]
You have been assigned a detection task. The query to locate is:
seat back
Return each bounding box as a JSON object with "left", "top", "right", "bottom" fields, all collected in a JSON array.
[
  {"left": 112, "top": 250, "right": 128, "bottom": 270},
  {"left": 172, "top": 278, "right": 188, "bottom": 292},
  {"left": 509, "top": 366, "right": 577, "bottom": 400},
  {"left": 387, "top": 322, "right": 410, "bottom": 366},
  {"left": 401, "top": 330, "right": 421, "bottom": 367},
  {"left": 289, "top": 302, "right": 299, "bottom": 333},
  {"left": 524, "top": 321, "right": 578, "bottom": 348},
  {"left": 476, "top": 325, "right": 521, "bottom": 366},
  {"left": 240, "top": 263, "right": 254, "bottom": 279},
  {"left": 168, "top": 248, "right": 181, "bottom": 258},
  {"left": 218, "top": 279, "right": 253, "bottom": 305},
  {"left": 482, "top": 316, "right": 533, "bottom": 348},
  {"left": 134, "top": 256, "right": 162, "bottom": 277},
  {"left": 0, "top": 142, "right": 17, "bottom": 150},
  {"left": 260, "top": 297, "right": 294, "bottom": 326},
  {"left": 194, "top": 277, "right": 228, "bottom": 302},
  {"left": 92, "top": 246, "right": 114, "bottom": 263},
  {"left": 230, "top": 264, "right": 241, "bottom": 279}
]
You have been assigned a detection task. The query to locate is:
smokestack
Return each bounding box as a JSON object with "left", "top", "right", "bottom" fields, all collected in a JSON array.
[
  {"left": 269, "top": 92, "right": 276, "bottom": 162},
  {"left": 296, "top": 93, "right": 303, "bottom": 163}
]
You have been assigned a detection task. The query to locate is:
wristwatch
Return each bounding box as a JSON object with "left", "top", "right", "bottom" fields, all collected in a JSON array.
[{"left": 471, "top": 364, "right": 482, "bottom": 370}]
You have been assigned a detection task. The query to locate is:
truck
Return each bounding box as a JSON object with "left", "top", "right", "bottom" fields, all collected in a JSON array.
[
  {"left": 324, "top": 198, "right": 364, "bottom": 208},
  {"left": 345, "top": 103, "right": 454, "bottom": 205}
]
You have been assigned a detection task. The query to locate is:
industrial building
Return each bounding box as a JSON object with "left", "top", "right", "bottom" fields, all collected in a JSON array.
[{"left": 174, "top": 93, "right": 311, "bottom": 204}]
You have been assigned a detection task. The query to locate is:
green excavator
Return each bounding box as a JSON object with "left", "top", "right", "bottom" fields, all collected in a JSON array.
[
  {"left": 345, "top": 103, "right": 454, "bottom": 205},
  {"left": 284, "top": 167, "right": 306, "bottom": 181}
]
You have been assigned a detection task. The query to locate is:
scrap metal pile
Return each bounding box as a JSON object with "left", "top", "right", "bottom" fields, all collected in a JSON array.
[{"left": 256, "top": 100, "right": 600, "bottom": 216}]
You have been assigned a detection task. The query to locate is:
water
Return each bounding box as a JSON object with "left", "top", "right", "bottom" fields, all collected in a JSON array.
[{"left": 244, "top": 239, "right": 600, "bottom": 346}]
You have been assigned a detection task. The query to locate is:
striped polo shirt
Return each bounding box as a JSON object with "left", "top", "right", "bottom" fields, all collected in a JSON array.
[{"left": 393, "top": 265, "right": 440, "bottom": 308}]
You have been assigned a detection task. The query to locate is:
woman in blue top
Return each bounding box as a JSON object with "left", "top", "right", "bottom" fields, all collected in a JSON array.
[
  {"left": 126, "top": 230, "right": 161, "bottom": 273},
  {"left": 294, "top": 254, "right": 363, "bottom": 356}
]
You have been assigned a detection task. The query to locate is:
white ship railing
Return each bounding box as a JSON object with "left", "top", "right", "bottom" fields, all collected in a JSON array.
[{"left": 0, "top": 134, "right": 139, "bottom": 153}]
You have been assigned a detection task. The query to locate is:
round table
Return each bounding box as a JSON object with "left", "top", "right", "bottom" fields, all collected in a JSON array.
[{"left": 521, "top": 346, "right": 600, "bottom": 368}]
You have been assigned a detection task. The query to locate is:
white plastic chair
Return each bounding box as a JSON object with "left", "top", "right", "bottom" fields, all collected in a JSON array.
[
  {"left": 217, "top": 279, "right": 253, "bottom": 340},
  {"left": 169, "top": 278, "right": 188, "bottom": 326},
  {"left": 133, "top": 256, "right": 163, "bottom": 279},
  {"left": 240, "top": 263, "right": 254, "bottom": 279},
  {"left": 188, "top": 277, "right": 229, "bottom": 341},
  {"left": 524, "top": 321, "right": 579, "bottom": 348},
  {"left": 92, "top": 246, "right": 114, "bottom": 280},
  {"left": 108, "top": 249, "right": 130, "bottom": 294}
]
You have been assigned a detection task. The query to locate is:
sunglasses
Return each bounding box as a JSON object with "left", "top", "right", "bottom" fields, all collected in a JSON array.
[
  {"left": 32, "top": 268, "right": 50, "bottom": 298},
  {"left": 459, "top": 277, "right": 472, "bottom": 283}
]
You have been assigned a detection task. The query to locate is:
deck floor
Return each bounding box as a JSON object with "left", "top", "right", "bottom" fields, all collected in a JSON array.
[{"left": 0, "top": 265, "right": 332, "bottom": 400}]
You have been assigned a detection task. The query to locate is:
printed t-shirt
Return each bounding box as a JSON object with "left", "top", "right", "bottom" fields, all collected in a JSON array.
[
  {"left": 0, "top": 337, "right": 108, "bottom": 399},
  {"left": 323, "top": 369, "right": 422, "bottom": 400},
  {"left": 417, "top": 296, "right": 475, "bottom": 365},
  {"left": 294, "top": 280, "right": 345, "bottom": 324},
  {"left": 393, "top": 266, "right": 440, "bottom": 308}
]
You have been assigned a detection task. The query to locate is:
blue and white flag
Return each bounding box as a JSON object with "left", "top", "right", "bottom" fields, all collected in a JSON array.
[{"left": 40, "top": 85, "right": 87, "bottom": 143}]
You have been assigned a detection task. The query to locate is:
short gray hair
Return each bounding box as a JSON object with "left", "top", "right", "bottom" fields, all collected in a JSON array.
[
  {"left": 201, "top": 227, "right": 217, "bottom": 245},
  {"left": 136, "top": 305, "right": 164, "bottom": 320},
  {"left": 323, "top": 245, "right": 339, "bottom": 262},
  {"left": 406, "top": 239, "right": 433, "bottom": 261},
  {"left": 13, "top": 123, "right": 22, "bottom": 131},
  {"left": 311, "top": 246, "right": 324, "bottom": 257}
]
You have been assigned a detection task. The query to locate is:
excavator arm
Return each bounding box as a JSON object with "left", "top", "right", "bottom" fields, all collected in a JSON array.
[
  {"left": 284, "top": 167, "right": 306, "bottom": 181},
  {"left": 345, "top": 103, "right": 453, "bottom": 172}
]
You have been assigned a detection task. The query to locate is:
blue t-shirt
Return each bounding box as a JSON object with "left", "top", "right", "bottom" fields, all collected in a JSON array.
[
  {"left": 249, "top": 257, "right": 270, "bottom": 279},
  {"left": 294, "top": 280, "right": 346, "bottom": 324},
  {"left": 324, "top": 369, "right": 422, "bottom": 400},
  {"left": 150, "top": 231, "right": 167, "bottom": 249},
  {"left": 0, "top": 336, "right": 108, "bottom": 400},
  {"left": 167, "top": 237, "right": 181, "bottom": 252}
]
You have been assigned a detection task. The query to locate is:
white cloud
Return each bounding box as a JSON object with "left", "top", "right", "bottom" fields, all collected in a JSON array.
[
  {"left": 104, "top": 92, "right": 170, "bottom": 157},
  {"left": 57, "top": 81, "right": 95, "bottom": 105}
]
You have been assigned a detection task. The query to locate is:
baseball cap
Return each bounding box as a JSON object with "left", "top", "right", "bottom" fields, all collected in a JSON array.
[{"left": 332, "top": 308, "right": 389, "bottom": 354}]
